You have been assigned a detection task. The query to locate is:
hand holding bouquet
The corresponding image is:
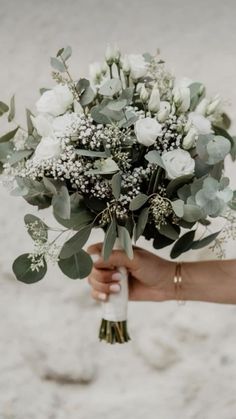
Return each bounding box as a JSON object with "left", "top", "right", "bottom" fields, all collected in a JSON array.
[{"left": 0, "top": 45, "right": 235, "bottom": 343}]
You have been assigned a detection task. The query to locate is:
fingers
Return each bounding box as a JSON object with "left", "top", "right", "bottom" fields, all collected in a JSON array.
[
  {"left": 88, "top": 268, "right": 121, "bottom": 302},
  {"left": 87, "top": 243, "right": 138, "bottom": 271}
]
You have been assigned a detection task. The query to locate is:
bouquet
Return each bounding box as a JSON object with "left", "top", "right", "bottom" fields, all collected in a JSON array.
[{"left": 1, "top": 45, "right": 236, "bottom": 344}]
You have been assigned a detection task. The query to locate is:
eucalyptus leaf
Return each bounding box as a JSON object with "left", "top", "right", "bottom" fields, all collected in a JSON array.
[
  {"left": 171, "top": 199, "right": 184, "bottom": 217},
  {"left": 107, "top": 99, "right": 127, "bottom": 111},
  {"left": 182, "top": 204, "right": 203, "bottom": 222},
  {"left": 13, "top": 253, "right": 47, "bottom": 284},
  {"left": 8, "top": 95, "right": 15, "bottom": 122},
  {"left": 191, "top": 231, "right": 221, "bottom": 250},
  {"left": 170, "top": 230, "right": 196, "bottom": 259},
  {"left": 0, "top": 101, "right": 9, "bottom": 116},
  {"left": 0, "top": 127, "right": 18, "bottom": 143},
  {"left": 189, "top": 82, "right": 204, "bottom": 110},
  {"left": 145, "top": 150, "right": 165, "bottom": 168},
  {"left": 99, "top": 78, "right": 122, "bottom": 97},
  {"left": 120, "top": 87, "right": 134, "bottom": 104},
  {"left": 50, "top": 57, "right": 66, "bottom": 72},
  {"left": 75, "top": 149, "right": 107, "bottom": 158},
  {"left": 159, "top": 223, "right": 180, "bottom": 240},
  {"left": 8, "top": 149, "right": 32, "bottom": 165},
  {"left": 207, "top": 136, "right": 231, "bottom": 165},
  {"left": 0, "top": 141, "right": 14, "bottom": 162},
  {"left": 24, "top": 214, "right": 48, "bottom": 243},
  {"left": 26, "top": 109, "right": 34, "bottom": 135},
  {"left": 102, "top": 218, "right": 117, "bottom": 261},
  {"left": 60, "top": 224, "right": 93, "bottom": 259},
  {"left": 52, "top": 186, "right": 70, "bottom": 219},
  {"left": 228, "top": 190, "right": 236, "bottom": 210},
  {"left": 58, "top": 250, "right": 93, "bottom": 279},
  {"left": 111, "top": 172, "right": 121, "bottom": 199},
  {"left": 90, "top": 104, "right": 110, "bottom": 124},
  {"left": 153, "top": 231, "right": 175, "bottom": 249},
  {"left": 117, "top": 226, "right": 133, "bottom": 259},
  {"left": 80, "top": 86, "right": 95, "bottom": 107},
  {"left": 134, "top": 207, "right": 149, "bottom": 242},
  {"left": 61, "top": 46, "right": 72, "bottom": 61},
  {"left": 129, "top": 193, "right": 149, "bottom": 211},
  {"left": 166, "top": 175, "right": 193, "bottom": 198}
]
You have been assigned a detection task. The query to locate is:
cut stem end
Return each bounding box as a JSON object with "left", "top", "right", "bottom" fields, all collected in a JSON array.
[{"left": 99, "top": 319, "right": 131, "bottom": 344}]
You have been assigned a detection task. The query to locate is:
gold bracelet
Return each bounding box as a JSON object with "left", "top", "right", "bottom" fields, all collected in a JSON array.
[{"left": 173, "top": 262, "right": 185, "bottom": 305}]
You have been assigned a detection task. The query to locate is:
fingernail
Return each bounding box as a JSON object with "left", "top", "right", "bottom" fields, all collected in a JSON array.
[
  {"left": 111, "top": 272, "right": 122, "bottom": 281},
  {"left": 91, "top": 254, "right": 100, "bottom": 263},
  {"left": 98, "top": 292, "right": 107, "bottom": 301},
  {"left": 110, "top": 284, "right": 121, "bottom": 293}
]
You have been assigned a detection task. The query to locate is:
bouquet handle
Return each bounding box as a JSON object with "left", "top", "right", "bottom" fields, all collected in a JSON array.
[{"left": 99, "top": 238, "right": 131, "bottom": 344}]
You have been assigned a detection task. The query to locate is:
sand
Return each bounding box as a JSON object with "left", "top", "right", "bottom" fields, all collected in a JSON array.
[{"left": 0, "top": 0, "right": 236, "bottom": 417}]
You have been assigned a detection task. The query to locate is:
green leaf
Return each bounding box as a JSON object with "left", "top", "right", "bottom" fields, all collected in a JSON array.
[
  {"left": 50, "top": 57, "right": 66, "bottom": 72},
  {"left": 191, "top": 231, "right": 221, "bottom": 250},
  {"left": 24, "top": 214, "right": 48, "bottom": 243},
  {"left": 145, "top": 150, "right": 165, "bottom": 169},
  {"left": 0, "top": 142, "right": 14, "bottom": 163},
  {"left": 213, "top": 125, "right": 234, "bottom": 147},
  {"left": 182, "top": 204, "right": 203, "bottom": 222},
  {"left": 102, "top": 218, "right": 117, "bottom": 261},
  {"left": 13, "top": 253, "right": 47, "bottom": 284},
  {"left": 99, "top": 78, "right": 122, "bottom": 97},
  {"left": 170, "top": 230, "right": 196, "bottom": 259},
  {"left": 76, "top": 78, "right": 90, "bottom": 94},
  {"left": 189, "top": 82, "right": 204, "bottom": 110},
  {"left": 60, "top": 224, "right": 92, "bottom": 259},
  {"left": 8, "top": 95, "right": 15, "bottom": 122},
  {"left": 0, "top": 101, "right": 9, "bottom": 117},
  {"left": 80, "top": 86, "right": 95, "bottom": 107},
  {"left": 7, "top": 149, "right": 32, "bottom": 165},
  {"left": 52, "top": 186, "right": 71, "bottom": 219},
  {"left": 159, "top": 224, "right": 180, "bottom": 240},
  {"left": 120, "top": 87, "right": 134, "bottom": 104},
  {"left": 129, "top": 193, "right": 149, "bottom": 211},
  {"left": 54, "top": 198, "right": 94, "bottom": 230},
  {"left": 0, "top": 127, "right": 18, "bottom": 143},
  {"left": 107, "top": 99, "right": 127, "bottom": 112},
  {"left": 111, "top": 172, "right": 121, "bottom": 199},
  {"left": 117, "top": 226, "right": 133, "bottom": 259},
  {"left": 166, "top": 175, "right": 194, "bottom": 198},
  {"left": 153, "top": 231, "right": 175, "bottom": 249},
  {"left": 75, "top": 149, "right": 107, "bottom": 158},
  {"left": 171, "top": 199, "right": 184, "bottom": 217},
  {"left": 90, "top": 104, "right": 110, "bottom": 124},
  {"left": 58, "top": 250, "right": 93, "bottom": 279},
  {"left": 61, "top": 46, "right": 72, "bottom": 61},
  {"left": 134, "top": 207, "right": 149, "bottom": 242},
  {"left": 26, "top": 109, "right": 34, "bottom": 135},
  {"left": 228, "top": 190, "right": 236, "bottom": 210},
  {"left": 207, "top": 136, "right": 231, "bottom": 165},
  {"left": 43, "top": 177, "right": 59, "bottom": 195},
  {"left": 86, "top": 158, "right": 119, "bottom": 175}
]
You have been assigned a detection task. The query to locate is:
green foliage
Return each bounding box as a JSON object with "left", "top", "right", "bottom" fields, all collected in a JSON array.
[
  {"left": 166, "top": 174, "right": 193, "bottom": 198},
  {"left": 14, "top": 177, "right": 51, "bottom": 209},
  {"left": 159, "top": 223, "right": 180, "bottom": 240},
  {"left": 182, "top": 204, "right": 203, "bottom": 222},
  {"left": 58, "top": 250, "right": 93, "bottom": 279},
  {"left": 24, "top": 214, "right": 48, "bottom": 243},
  {"left": 52, "top": 186, "right": 71, "bottom": 219},
  {"left": 0, "top": 101, "right": 9, "bottom": 116},
  {"left": 0, "top": 127, "right": 18, "bottom": 144},
  {"left": 13, "top": 254, "right": 47, "bottom": 283},
  {"left": 102, "top": 218, "right": 117, "bottom": 261},
  {"left": 170, "top": 230, "right": 196, "bottom": 259},
  {"left": 26, "top": 109, "right": 34, "bottom": 135},
  {"left": 111, "top": 172, "right": 121, "bottom": 199},
  {"left": 228, "top": 190, "right": 236, "bottom": 210},
  {"left": 134, "top": 207, "right": 149, "bottom": 242},
  {"left": 7, "top": 149, "right": 33, "bottom": 165},
  {"left": 145, "top": 150, "right": 165, "bottom": 168},
  {"left": 56, "top": 46, "right": 72, "bottom": 61},
  {"left": 117, "top": 225, "right": 133, "bottom": 259},
  {"left": 189, "top": 82, "right": 204, "bottom": 110},
  {"left": 50, "top": 57, "right": 66, "bottom": 72},
  {"left": 54, "top": 194, "right": 94, "bottom": 230},
  {"left": 129, "top": 193, "right": 149, "bottom": 211},
  {"left": 99, "top": 78, "right": 122, "bottom": 97},
  {"left": 60, "top": 224, "right": 93, "bottom": 259},
  {"left": 75, "top": 149, "right": 108, "bottom": 158},
  {"left": 191, "top": 231, "right": 221, "bottom": 250},
  {"left": 8, "top": 95, "right": 15, "bottom": 122},
  {"left": 197, "top": 134, "right": 231, "bottom": 165}
]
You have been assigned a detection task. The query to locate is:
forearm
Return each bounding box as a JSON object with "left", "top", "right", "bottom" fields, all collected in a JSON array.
[{"left": 163, "top": 259, "right": 236, "bottom": 304}]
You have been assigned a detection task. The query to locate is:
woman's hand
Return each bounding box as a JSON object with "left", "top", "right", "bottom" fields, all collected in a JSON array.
[{"left": 87, "top": 243, "right": 176, "bottom": 302}]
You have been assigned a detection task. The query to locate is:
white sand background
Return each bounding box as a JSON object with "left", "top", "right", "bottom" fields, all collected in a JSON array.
[{"left": 0, "top": 0, "right": 236, "bottom": 418}]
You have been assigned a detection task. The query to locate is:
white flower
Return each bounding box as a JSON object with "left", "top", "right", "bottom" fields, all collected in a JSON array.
[
  {"left": 36, "top": 85, "right": 73, "bottom": 117},
  {"left": 31, "top": 114, "right": 53, "bottom": 137},
  {"left": 157, "top": 101, "right": 171, "bottom": 122},
  {"left": 128, "top": 54, "right": 148, "bottom": 80},
  {"left": 182, "top": 127, "right": 198, "bottom": 150},
  {"left": 207, "top": 95, "right": 221, "bottom": 115},
  {"left": 33, "top": 136, "right": 61, "bottom": 162},
  {"left": 148, "top": 84, "right": 160, "bottom": 113},
  {"left": 188, "top": 112, "right": 212, "bottom": 134},
  {"left": 140, "top": 84, "right": 149, "bottom": 102},
  {"left": 105, "top": 44, "right": 114, "bottom": 64},
  {"left": 121, "top": 55, "right": 130, "bottom": 74},
  {"left": 195, "top": 98, "right": 209, "bottom": 115},
  {"left": 173, "top": 86, "right": 191, "bottom": 113},
  {"left": 89, "top": 62, "right": 103, "bottom": 83},
  {"left": 162, "top": 149, "right": 195, "bottom": 179},
  {"left": 134, "top": 117, "right": 162, "bottom": 147},
  {"left": 52, "top": 113, "right": 75, "bottom": 134}
]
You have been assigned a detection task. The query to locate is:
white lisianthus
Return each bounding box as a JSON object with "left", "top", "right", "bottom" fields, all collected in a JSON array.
[
  {"left": 134, "top": 117, "right": 162, "bottom": 147},
  {"left": 188, "top": 112, "right": 212, "bottom": 134},
  {"left": 121, "top": 54, "right": 130, "bottom": 74},
  {"left": 31, "top": 114, "right": 53, "bottom": 137},
  {"left": 148, "top": 84, "right": 160, "bottom": 113},
  {"left": 162, "top": 149, "right": 195, "bottom": 179},
  {"left": 52, "top": 113, "right": 75, "bottom": 134},
  {"left": 36, "top": 85, "right": 73, "bottom": 116},
  {"left": 89, "top": 62, "right": 103, "bottom": 84},
  {"left": 157, "top": 101, "right": 171, "bottom": 122},
  {"left": 173, "top": 86, "right": 191, "bottom": 113},
  {"left": 128, "top": 54, "right": 147, "bottom": 80},
  {"left": 182, "top": 127, "right": 198, "bottom": 150},
  {"left": 195, "top": 98, "right": 209, "bottom": 115},
  {"left": 140, "top": 84, "right": 149, "bottom": 103},
  {"left": 33, "top": 136, "right": 61, "bottom": 162},
  {"left": 105, "top": 44, "right": 114, "bottom": 64}
]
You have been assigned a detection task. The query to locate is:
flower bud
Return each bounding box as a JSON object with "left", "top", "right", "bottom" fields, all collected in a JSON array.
[
  {"left": 89, "top": 62, "right": 103, "bottom": 84},
  {"left": 157, "top": 101, "right": 171, "bottom": 122},
  {"left": 105, "top": 44, "right": 114, "bottom": 65},
  {"left": 113, "top": 45, "right": 121, "bottom": 63},
  {"left": 173, "top": 86, "right": 190, "bottom": 113},
  {"left": 195, "top": 98, "right": 209, "bottom": 116},
  {"left": 101, "top": 62, "right": 108, "bottom": 76},
  {"left": 121, "top": 55, "right": 130, "bottom": 74},
  {"left": 207, "top": 95, "right": 221, "bottom": 115},
  {"left": 140, "top": 84, "right": 149, "bottom": 103},
  {"left": 148, "top": 84, "right": 160, "bottom": 113},
  {"left": 182, "top": 127, "right": 198, "bottom": 150}
]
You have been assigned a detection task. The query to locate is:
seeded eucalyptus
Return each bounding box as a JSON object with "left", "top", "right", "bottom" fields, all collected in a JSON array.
[{"left": 0, "top": 45, "right": 235, "bottom": 344}]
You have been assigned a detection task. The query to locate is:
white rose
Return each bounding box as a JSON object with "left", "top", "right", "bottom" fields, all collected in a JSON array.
[
  {"left": 128, "top": 54, "right": 147, "bottom": 80},
  {"left": 36, "top": 85, "right": 73, "bottom": 116},
  {"left": 157, "top": 101, "right": 171, "bottom": 122},
  {"left": 173, "top": 86, "right": 191, "bottom": 113},
  {"left": 162, "top": 149, "right": 195, "bottom": 179},
  {"left": 31, "top": 114, "right": 53, "bottom": 137},
  {"left": 33, "top": 136, "right": 61, "bottom": 162},
  {"left": 188, "top": 112, "right": 212, "bottom": 134},
  {"left": 52, "top": 113, "right": 77, "bottom": 134},
  {"left": 134, "top": 117, "right": 162, "bottom": 147}
]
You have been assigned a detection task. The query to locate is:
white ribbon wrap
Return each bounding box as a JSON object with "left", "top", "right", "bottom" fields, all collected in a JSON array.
[{"left": 102, "top": 238, "right": 129, "bottom": 322}]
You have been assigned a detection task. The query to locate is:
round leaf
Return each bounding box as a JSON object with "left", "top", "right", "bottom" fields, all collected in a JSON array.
[
  {"left": 13, "top": 253, "right": 47, "bottom": 284},
  {"left": 58, "top": 250, "right": 93, "bottom": 279}
]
